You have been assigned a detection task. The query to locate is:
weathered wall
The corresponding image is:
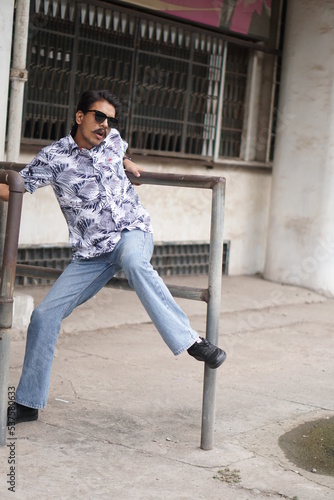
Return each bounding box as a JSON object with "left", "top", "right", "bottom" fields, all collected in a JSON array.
[{"left": 264, "top": 0, "right": 334, "bottom": 296}]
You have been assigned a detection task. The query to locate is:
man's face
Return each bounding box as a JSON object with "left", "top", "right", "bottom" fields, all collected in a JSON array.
[{"left": 74, "top": 99, "right": 116, "bottom": 149}]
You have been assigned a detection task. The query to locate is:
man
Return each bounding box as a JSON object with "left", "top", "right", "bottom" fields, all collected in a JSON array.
[{"left": 1, "top": 90, "right": 226, "bottom": 425}]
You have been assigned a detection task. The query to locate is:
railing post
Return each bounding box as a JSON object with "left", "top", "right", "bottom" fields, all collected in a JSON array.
[
  {"left": 0, "top": 170, "right": 25, "bottom": 446},
  {"left": 201, "top": 179, "right": 225, "bottom": 450},
  {"left": 0, "top": 330, "right": 10, "bottom": 445}
]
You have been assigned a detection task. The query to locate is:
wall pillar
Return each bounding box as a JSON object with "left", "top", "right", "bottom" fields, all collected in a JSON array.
[
  {"left": 264, "top": 0, "right": 334, "bottom": 296},
  {"left": 0, "top": 1, "right": 15, "bottom": 161},
  {"left": 7, "top": 0, "right": 30, "bottom": 162}
]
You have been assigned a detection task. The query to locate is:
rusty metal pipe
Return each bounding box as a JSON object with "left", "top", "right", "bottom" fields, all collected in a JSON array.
[
  {"left": 126, "top": 171, "right": 225, "bottom": 190},
  {"left": 15, "top": 264, "right": 209, "bottom": 302},
  {"left": 0, "top": 170, "right": 25, "bottom": 446},
  {"left": 0, "top": 161, "right": 26, "bottom": 172},
  {"left": 201, "top": 179, "right": 226, "bottom": 450},
  {"left": 0, "top": 171, "right": 26, "bottom": 307},
  {"left": 0, "top": 162, "right": 225, "bottom": 190}
]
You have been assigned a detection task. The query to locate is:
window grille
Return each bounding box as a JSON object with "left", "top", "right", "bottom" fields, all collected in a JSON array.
[{"left": 21, "top": 0, "right": 277, "bottom": 161}]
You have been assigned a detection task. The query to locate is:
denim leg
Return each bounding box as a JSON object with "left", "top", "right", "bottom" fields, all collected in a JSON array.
[
  {"left": 16, "top": 255, "right": 119, "bottom": 409},
  {"left": 113, "top": 230, "right": 199, "bottom": 355},
  {"left": 16, "top": 230, "right": 198, "bottom": 408}
]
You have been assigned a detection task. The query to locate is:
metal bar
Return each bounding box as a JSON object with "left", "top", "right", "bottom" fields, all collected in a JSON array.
[
  {"left": 15, "top": 264, "right": 209, "bottom": 302},
  {"left": 0, "top": 161, "right": 225, "bottom": 189},
  {"left": 241, "top": 50, "right": 263, "bottom": 162},
  {"left": 213, "top": 42, "right": 228, "bottom": 162},
  {"left": 0, "top": 162, "right": 226, "bottom": 189},
  {"left": 181, "top": 33, "right": 194, "bottom": 153},
  {"left": 125, "top": 171, "right": 225, "bottom": 190},
  {"left": 6, "top": 0, "right": 30, "bottom": 162},
  {"left": 0, "top": 171, "right": 25, "bottom": 446},
  {"left": 127, "top": 17, "right": 139, "bottom": 141},
  {"left": 201, "top": 179, "right": 225, "bottom": 450},
  {"left": 0, "top": 162, "right": 26, "bottom": 172},
  {"left": 0, "top": 329, "right": 10, "bottom": 445},
  {"left": 66, "top": 4, "right": 81, "bottom": 133}
]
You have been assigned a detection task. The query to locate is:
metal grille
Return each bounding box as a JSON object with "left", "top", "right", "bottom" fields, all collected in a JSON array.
[
  {"left": 24, "top": 32, "right": 73, "bottom": 140},
  {"left": 22, "top": 0, "right": 250, "bottom": 159},
  {"left": 15, "top": 241, "right": 230, "bottom": 285}
]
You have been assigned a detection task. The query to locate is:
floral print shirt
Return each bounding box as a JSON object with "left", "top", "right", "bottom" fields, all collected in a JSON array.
[{"left": 19, "top": 130, "right": 152, "bottom": 259}]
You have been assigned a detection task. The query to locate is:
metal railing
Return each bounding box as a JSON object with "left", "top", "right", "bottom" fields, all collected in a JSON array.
[
  {"left": 0, "top": 169, "right": 25, "bottom": 446},
  {"left": 0, "top": 163, "right": 225, "bottom": 450}
]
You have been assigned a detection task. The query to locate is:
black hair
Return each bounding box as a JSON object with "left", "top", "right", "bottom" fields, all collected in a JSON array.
[{"left": 70, "top": 89, "right": 121, "bottom": 137}]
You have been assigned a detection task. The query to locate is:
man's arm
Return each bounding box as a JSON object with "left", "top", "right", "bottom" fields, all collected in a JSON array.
[
  {"left": 0, "top": 184, "right": 10, "bottom": 202},
  {"left": 123, "top": 156, "right": 144, "bottom": 178},
  {"left": 0, "top": 184, "right": 27, "bottom": 202}
]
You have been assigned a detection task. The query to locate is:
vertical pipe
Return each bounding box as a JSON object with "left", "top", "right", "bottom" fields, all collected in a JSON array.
[
  {"left": 127, "top": 17, "right": 140, "bottom": 142},
  {"left": 6, "top": 0, "right": 30, "bottom": 162},
  {"left": 1, "top": 11, "right": 29, "bottom": 435},
  {"left": 0, "top": 0, "right": 15, "bottom": 161},
  {"left": 0, "top": 171, "right": 25, "bottom": 446},
  {"left": 66, "top": 4, "right": 81, "bottom": 133},
  {"left": 240, "top": 49, "right": 263, "bottom": 161},
  {"left": 181, "top": 33, "right": 195, "bottom": 154},
  {"left": 201, "top": 179, "right": 225, "bottom": 450},
  {"left": 0, "top": 1, "right": 15, "bottom": 330}
]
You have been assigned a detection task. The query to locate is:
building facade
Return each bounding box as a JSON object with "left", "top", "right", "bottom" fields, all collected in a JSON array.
[{"left": 2, "top": 0, "right": 333, "bottom": 296}]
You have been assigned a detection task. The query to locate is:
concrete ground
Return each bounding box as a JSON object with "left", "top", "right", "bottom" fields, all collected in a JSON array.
[{"left": 1, "top": 274, "right": 334, "bottom": 499}]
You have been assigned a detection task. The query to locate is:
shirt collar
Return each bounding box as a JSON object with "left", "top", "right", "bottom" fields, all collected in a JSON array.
[
  {"left": 66, "top": 128, "right": 119, "bottom": 155},
  {"left": 67, "top": 133, "right": 79, "bottom": 154}
]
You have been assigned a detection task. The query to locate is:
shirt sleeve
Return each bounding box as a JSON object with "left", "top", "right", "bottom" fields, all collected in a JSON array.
[{"left": 19, "top": 148, "right": 54, "bottom": 194}]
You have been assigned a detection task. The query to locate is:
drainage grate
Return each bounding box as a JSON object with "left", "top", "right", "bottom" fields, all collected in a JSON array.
[{"left": 15, "top": 241, "right": 230, "bottom": 285}]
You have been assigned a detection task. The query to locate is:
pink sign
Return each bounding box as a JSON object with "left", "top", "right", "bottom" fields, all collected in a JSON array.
[{"left": 122, "top": 0, "right": 272, "bottom": 39}]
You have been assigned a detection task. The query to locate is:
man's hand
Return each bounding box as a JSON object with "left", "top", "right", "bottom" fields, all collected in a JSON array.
[
  {"left": 123, "top": 157, "right": 144, "bottom": 178},
  {"left": 0, "top": 184, "right": 10, "bottom": 202}
]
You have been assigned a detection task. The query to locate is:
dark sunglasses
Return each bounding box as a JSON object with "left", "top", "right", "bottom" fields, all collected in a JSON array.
[{"left": 86, "top": 110, "right": 118, "bottom": 128}]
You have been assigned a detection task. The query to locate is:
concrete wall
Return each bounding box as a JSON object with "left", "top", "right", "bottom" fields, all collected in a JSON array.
[
  {"left": 0, "top": 1, "right": 15, "bottom": 160},
  {"left": 18, "top": 150, "right": 271, "bottom": 276},
  {"left": 264, "top": 0, "right": 334, "bottom": 296}
]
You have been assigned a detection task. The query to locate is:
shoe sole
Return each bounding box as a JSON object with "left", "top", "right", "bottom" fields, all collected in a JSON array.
[
  {"left": 7, "top": 412, "right": 38, "bottom": 426},
  {"left": 14, "top": 414, "right": 39, "bottom": 424}
]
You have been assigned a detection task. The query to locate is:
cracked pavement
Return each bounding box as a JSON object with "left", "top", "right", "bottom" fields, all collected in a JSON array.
[{"left": 1, "top": 275, "right": 334, "bottom": 499}]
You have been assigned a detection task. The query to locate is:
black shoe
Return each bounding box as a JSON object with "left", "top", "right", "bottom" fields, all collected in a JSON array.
[
  {"left": 187, "top": 337, "right": 227, "bottom": 369},
  {"left": 7, "top": 402, "right": 38, "bottom": 425}
]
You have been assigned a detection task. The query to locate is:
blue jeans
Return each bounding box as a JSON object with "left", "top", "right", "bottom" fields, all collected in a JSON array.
[{"left": 16, "top": 230, "right": 199, "bottom": 408}]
